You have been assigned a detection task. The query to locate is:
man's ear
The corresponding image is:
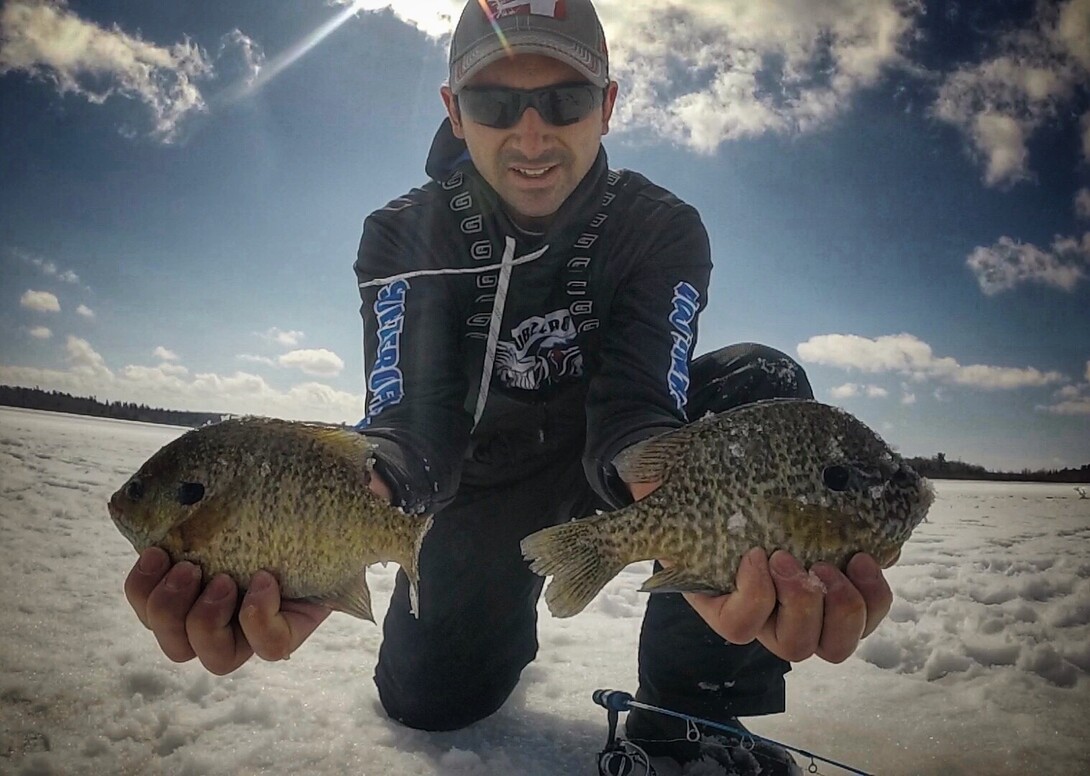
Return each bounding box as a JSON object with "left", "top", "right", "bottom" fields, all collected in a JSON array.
[
  {"left": 440, "top": 85, "right": 466, "bottom": 139},
  {"left": 601, "top": 81, "right": 619, "bottom": 136}
]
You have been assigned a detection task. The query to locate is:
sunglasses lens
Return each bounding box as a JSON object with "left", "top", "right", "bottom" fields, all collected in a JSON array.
[
  {"left": 543, "top": 86, "right": 602, "bottom": 126},
  {"left": 459, "top": 90, "right": 520, "bottom": 128},
  {"left": 459, "top": 85, "right": 602, "bottom": 129}
]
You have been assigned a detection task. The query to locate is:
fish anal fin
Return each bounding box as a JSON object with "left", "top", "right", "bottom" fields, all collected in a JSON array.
[
  {"left": 310, "top": 568, "right": 373, "bottom": 622},
  {"left": 640, "top": 566, "right": 724, "bottom": 595}
]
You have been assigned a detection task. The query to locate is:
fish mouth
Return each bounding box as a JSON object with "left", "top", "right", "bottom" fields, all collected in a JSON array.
[{"left": 107, "top": 492, "right": 125, "bottom": 525}]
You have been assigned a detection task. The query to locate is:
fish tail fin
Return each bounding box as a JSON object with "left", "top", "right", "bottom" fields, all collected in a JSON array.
[
  {"left": 521, "top": 515, "right": 627, "bottom": 618},
  {"left": 401, "top": 514, "right": 432, "bottom": 619}
]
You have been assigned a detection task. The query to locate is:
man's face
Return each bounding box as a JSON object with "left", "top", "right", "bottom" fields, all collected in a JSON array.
[{"left": 442, "top": 54, "right": 618, "bottom": 230}]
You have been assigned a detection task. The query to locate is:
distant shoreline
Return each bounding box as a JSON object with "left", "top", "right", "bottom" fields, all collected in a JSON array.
[{"left": 2, "top": 385, "right": 1087, "bottom": 484}]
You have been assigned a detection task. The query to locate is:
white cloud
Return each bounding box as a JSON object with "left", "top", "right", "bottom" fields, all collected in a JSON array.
[
  {"left": 902, "top": 391, "right": 917, "bottom": 405},
  {"left": 260, "top": 327, "right": 305, "bottom": 348},
  {"left": 0, "top": 338, "right": 361, "bottom": 423},
  {"left": 932, "top": 0, "right": 1090, "bottom": 186},
  {"left": 966, "top": 234, "right": 1090, "bottom": 295},
  {"left": 20, "top": 289, "right": 60, "bottom": 312},
  {"left": 76, "top": 304, "right": 94, "bottom": 319},
  {"left": 238, "top": 354, "right": 277, "bottom": 367},
  {"left": 1039, "top": 360, "right": 1090, "bottom": 414},
  {"left": 797, "top": 333, "right": 1067, "bottom": 391},
  {"left": 153, "top": 346, "right": 179, "bottom": 362},
  {"left": 1077, "top": 188, "right": 1090, "bottom": 220},
  {"left": 65, "top": 335, "right": 111, "bottom": 378},
  {"left": 11, "top": 248, "right": 81, "bottom": 283},
  {"left": 830, "top": 383, "right": 888, "bottom": 399},
  {"left": 278, "top": 348, "right": 345, "bottom": 378},
  {"left": 0, "top": 0, "right": 212, "bottom": 142},
  {"left": 604, "top": 0, "right": 923, "bottom": 151},
  {"left": 27, "top": 326, "right": 52, "bottom": 339}
]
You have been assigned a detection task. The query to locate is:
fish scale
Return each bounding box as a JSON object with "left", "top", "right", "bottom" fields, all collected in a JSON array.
[{"left": 521, "top": 399, "right": 933, "bottom": 617}]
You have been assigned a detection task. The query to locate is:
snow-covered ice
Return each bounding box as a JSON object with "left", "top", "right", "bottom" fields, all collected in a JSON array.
[{"left": 1, "top": 407, "right": 1087, "bottom": 774}]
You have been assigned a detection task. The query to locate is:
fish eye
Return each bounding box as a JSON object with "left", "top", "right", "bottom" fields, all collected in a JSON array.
[
  {"left": 177, "top": 482, "right": 206, "bottom": 506},
  {"left": 125, "top": 479, "right": 145, "bottom": 501},
  {"left": 822, "top": 465, "right": 852, "bottom": 492}
]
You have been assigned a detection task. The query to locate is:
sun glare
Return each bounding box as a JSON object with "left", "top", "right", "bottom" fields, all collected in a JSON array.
[
  {"left": 228, "top": 0, "right": 369, "bottom": 102},
  {"left": 476, "top": 0, "right": 515, "bottom": 58}
]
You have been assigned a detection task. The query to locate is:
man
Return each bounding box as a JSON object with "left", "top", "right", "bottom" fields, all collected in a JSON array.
[{"left": 124, "top": 1, "right": 892, "bottom": 773}]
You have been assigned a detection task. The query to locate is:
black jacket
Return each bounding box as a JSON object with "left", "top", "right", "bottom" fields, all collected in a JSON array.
[{"left": 354, "top": 120, "right": 712, "bottom": 514}]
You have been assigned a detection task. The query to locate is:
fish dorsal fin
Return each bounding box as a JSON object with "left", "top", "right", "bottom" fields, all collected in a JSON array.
[
  {"left": 613, "top": 425, "right": 700, "bottom": 483},
  {"left": 295, "top": 425, "right": 376, "bottom": 463}
]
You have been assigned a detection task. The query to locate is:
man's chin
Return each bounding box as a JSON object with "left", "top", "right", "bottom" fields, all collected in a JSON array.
[{"left": 501, "top": 192, "right": 567, "bottom": 229}]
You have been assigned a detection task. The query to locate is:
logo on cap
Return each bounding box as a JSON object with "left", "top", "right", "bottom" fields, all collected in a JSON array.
[{"left": 486, "top": 0, "right": 568, "bottom": 20}]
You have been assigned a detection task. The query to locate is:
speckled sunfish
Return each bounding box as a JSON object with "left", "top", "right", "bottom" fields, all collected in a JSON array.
[
  {"left": 521, "top": 399, "right": 933, "bottom": 618},
  {"left": 107, "top": 417, "right": 431, "bottom": 622}
]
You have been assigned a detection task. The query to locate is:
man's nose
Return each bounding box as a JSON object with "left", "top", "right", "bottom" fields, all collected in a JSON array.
[{"left": 510, "top": 106, "right": 549, "bottom": 156}]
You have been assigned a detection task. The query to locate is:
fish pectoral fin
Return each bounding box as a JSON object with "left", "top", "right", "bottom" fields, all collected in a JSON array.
[
  {"left": 314, "top": 569, "right": 373, "bottom": 622},
  {"left": 612, "top": 426, "right": 699, "bottom": 484},
  {"left": 640, "top": 566, "right": 723, "bottom": 595},
  {"left": 172, "top": 498, "right": 236, "bottom": 552}
]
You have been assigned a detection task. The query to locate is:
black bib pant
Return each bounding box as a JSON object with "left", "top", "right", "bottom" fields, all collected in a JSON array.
[{"left": 373, "top": 343, "right": 814, "bottom": 732}]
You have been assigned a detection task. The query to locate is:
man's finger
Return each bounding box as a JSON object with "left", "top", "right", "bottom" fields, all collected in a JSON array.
[
  {"left": 124, "top": 548, "right": 171, "bottom": 629},
  {"left": 144, "top": 561, "right": 202, "bottom": 663},
  {"left": 186, "top": 574, "right": 254, "bottom": 675},
  {"left": 810, "top": 563, "right": 866, "bottom": 663},
  {"left": 760, "top": 551, "right": 825, "bottom": 662},
  {"left": 239, "top": 571, "right": 331, "bottom": 662},
  {"left": 683, "top": 548, "right": 775, "bottom": 645},
  {"left": 846, "top": 553, "right": 893, "bottom": 638}
]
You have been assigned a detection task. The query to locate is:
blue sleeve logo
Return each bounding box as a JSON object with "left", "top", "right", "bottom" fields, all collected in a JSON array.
[
  {"left": 366, "top": 278, "right": 409, "bottom": 419},
  {"left": 667, "top": 281, "right": 699, "bottom": 411}
]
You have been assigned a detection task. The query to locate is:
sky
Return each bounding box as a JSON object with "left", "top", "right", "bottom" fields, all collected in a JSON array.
[
  {"left": 1, "top": 407, "right": 1088, "bottom": 774},
  {"left": 0, "top": 0, "right": 1088, "bottom": 472}
]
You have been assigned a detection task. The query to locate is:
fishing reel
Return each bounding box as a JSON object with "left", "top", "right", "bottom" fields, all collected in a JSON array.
[{"left": 594, "top": 690, "right": 656, "bottom": 776}]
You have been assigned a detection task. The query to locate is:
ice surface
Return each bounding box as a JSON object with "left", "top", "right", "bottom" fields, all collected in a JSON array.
[{"left": 1, "top": 408, "right": 1088, "bottom": 774}]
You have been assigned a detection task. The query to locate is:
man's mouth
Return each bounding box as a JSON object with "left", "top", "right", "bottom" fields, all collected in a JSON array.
[{"left": 512, "top": 165, "right": 557, "bottom": 179}]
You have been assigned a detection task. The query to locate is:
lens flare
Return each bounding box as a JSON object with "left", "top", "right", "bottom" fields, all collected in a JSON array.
[
  {"left": 476, "top": 0, "right": 515, "bottom": 58},
  {"left": 224, "top": 0, "right": 367, "bottom": 103}
]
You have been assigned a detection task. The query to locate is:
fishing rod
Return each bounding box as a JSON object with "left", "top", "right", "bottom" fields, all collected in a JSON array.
[{"left": 592, "top": 689, "right": 875, "bottom": 776}]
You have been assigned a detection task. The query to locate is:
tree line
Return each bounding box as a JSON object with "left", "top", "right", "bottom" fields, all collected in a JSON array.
[
  {"left": 3, "top": 385, "right": 1087, "bottom": 483},
  {"left": 0, "top": 385, "right": 228, "bottom": 428},
  {"left": 903, "top": 452, "right": 1090, "bottom": 484}
]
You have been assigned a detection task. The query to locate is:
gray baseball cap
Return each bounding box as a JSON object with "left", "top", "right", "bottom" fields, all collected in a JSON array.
[{"left": 449, "top": 0, "right": 609, "bottom": 94}]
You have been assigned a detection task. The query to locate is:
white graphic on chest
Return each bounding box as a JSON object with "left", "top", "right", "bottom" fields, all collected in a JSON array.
[{"left": 495, "top": 309, "right": 583, "bottom": 390}]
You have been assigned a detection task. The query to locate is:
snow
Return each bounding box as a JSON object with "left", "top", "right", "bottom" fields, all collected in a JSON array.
[{"left": 1, "top": 407, "right": 1088, "bottom": 775}]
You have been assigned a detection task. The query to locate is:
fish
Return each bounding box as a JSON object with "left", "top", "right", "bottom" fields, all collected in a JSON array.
[
  {"left": 107, "top": 417, "right": 432, "bottom": 622},
  {"left": 521, "top": 399, "right": 933, "bottom": 618}
]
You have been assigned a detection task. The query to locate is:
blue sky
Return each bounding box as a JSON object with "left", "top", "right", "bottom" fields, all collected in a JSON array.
[{"left": 1, "top": 0, "right": 1088, "bottom": 472}]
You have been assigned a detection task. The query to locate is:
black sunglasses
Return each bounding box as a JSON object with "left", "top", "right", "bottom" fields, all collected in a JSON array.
[{"left": 457, "top": 82, "right": 605, "bottom": 129}]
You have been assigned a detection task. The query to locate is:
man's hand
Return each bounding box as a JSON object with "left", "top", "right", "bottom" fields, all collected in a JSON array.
[
  {"left": 123, "top": 548, "right": 331, "bottom": 675},
  {"left": 626, "top": 478, "right": 892, "bottom": 664},
  {"left": 683, "top": 548, "right": 892, "bottom": 664}
]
